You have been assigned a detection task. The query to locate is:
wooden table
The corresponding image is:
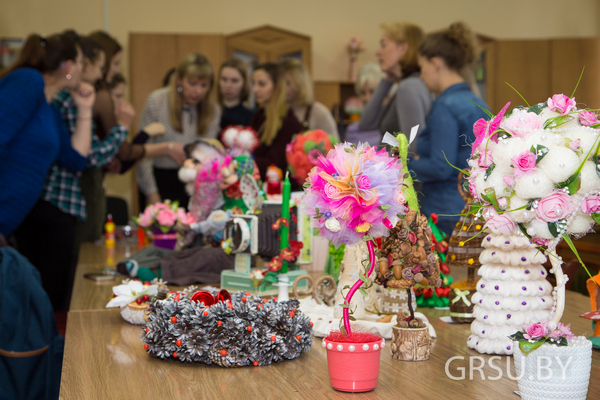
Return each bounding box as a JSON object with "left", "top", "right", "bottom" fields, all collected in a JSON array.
[{"left": 61, "top": 244, "right": 599, "bottom": 399}]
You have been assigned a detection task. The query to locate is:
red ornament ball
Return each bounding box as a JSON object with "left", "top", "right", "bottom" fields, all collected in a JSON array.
[
  {"left": 310, "top": 322, "right": 314, "bottom": 327},
  {"left": 203, "top": 311, "right": 209, "bottom": 316},
  {"left": 220, "top": 349, "right": 227, "bottom": 356},
  {"left": 247, "top": 326, "right": 253, "bottom": 332},
  {"left": 142, "top": 294, "right": 150, "bottom": 302},
  {"left": 228, "top": 304, "right": 234, "bottom": 309},
  {"left": 241, "top": 297, "right": 247, "bottom": 303},
  {"left": 245, "top": 292, "right": 251, "bottom": 296},
  {"left": 262, "top": 299, "right": 267, "bottom": 303},
  {"left": 296, "top": 335, "right": 301, "bottom": 341},
  {"left": 289, "top": 312, "right": 295, "bottom": 317},
  {"left": 253, "top": 361, "right": 259, "bottom": 366},
  {"left": 176, "top": 340, "right": 182, "bottom": 346},
  {"left": 145, "top": 328, "right": 149, "bottom": 333},
  {"left": 217, "top": 321, "right": 223, "bottom": 326},
  {"left": 136, "top": 298, "right": 143, "bottom": 305},
  {"left": 257, "top": 305, "right": 263, "bottom": 309},
  {"left": 172, "top": 352, "right": 177, "bottom": 358},
  {"left": 171, "top": 316, "right": 177, "bottom": 323},
  {"left": 144, "top": 344, "right": 149, "bottom": 350},
  {"left": 270, "top": 336, "right": 276, "bottom": 341}
]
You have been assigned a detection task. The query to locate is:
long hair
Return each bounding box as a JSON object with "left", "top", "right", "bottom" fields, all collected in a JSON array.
[
  {"left": 380, "top": 22, "right": 424, "bottom": 77},
  {"left": 254, "top": 62, "right": 288, "bottom": 146},
  {"left": 88, "top": 30, "right": 122, "bottom": 84},
  {"left": 217, "top": 58, "right": 250, "bottom": 106},
  {"left": 63, "top": 30, "right": 103, "bottom": 64},
  {"left": 168, "top": 53, "right": 216, "bottom": 136},
  {"left": 279, "top": 58, "right": 314, "bottom": 106},
  {"left": 0, "top": 31, "right": 78, "bottom": 80}
]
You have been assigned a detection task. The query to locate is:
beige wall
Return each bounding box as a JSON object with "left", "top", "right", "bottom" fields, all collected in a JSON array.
[{"left": 2, "top": 0, "right": 599, "bottom": 215}]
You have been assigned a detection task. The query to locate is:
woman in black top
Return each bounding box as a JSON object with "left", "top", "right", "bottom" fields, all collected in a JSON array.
[{"left": 218, "top": 58, "right": 253, "bottom": 129}]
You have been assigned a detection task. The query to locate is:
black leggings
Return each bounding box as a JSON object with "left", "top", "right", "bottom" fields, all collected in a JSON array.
[{"left": 14, "top": 200, "right": 77, "bottom": 311}]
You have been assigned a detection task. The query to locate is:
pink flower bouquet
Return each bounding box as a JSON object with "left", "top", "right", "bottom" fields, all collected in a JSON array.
[
  {"left": 302, "top": 142, "right": 406, "bottom": 248},
  {"left": 285, "top": 129, "right": 338, "bottom": 185},
  {"left": 508, "top": 321, "right": 575, "bottom": 354},
  {"left": 135, "top": 200, "right": 195, "bottom": 233}
]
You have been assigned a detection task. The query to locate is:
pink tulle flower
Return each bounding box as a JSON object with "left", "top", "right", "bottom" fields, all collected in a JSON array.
[
  {"left": 302, "top": 142, "right": 405, "bottom": 246},
  {"left": 547, "top": 94, "right": 576, "bottom": 115},
  {"left": 557, "top": 323, "right": 575, "bottom": 340},
  {"left": 511, "top": 151, "right": 537, "bottom": 177},
  {"left": 579, "top": 111, "right": 599, "bottom": 127}
]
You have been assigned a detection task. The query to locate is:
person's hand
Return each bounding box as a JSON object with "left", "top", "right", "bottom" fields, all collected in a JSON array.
[
  {"left": 72, "top": 82, "right": 96, "bottom": 114},
  {"left": 146, "top": 192, "right": 161, "bottom": 205},
  {"left": 142, "top": 122, "right": 166, "bottom": 137},
  {"left": 167, "top": 142, "right": 186, "bottom": 166},
  {"left": 115, "top": 100, "right": 135, "bottom": 129},
  {"left": 104, "top": 157, "right": 122, "bottom": 173}
]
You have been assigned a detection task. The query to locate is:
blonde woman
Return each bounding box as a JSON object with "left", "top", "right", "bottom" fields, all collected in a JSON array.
[
  {"left": 137, "top": 53, "right": 221, "bottom": 207},
  {"left": 279, "top": 58, "right": 339, "bottom": 139},
  {"left": 359, "top": 22, "right": 432, "bottom": 154},
  {"left": 249, "top": 62, "right": 303, "bottom": 185},
  {"left": 345, "top": 63, "right": 385, "bottom": 145}
]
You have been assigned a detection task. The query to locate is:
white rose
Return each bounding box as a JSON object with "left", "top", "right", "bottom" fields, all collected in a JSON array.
[{"left": 325, "top": 217, "right": 341, "bottom": 232}]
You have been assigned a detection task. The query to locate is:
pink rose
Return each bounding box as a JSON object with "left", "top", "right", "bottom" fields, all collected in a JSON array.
[
  {"left": 156, "top": 208, "right": 177, "bottom": 228},
  {"left": 581, "top": 194, "right": 600, "bottom": 214},
  {"left": 503, "top": 175, "right": 514, "bottom": 187},
  {"left": 356, "top": 174, "right": 371, "bottom": 190},
  {"left": 324, "top": 183, "right": 339, "bottom": 198},
  {"left": 523, "top": 321, "right": 548, "bottom": 340},
  {"left": 557, "top": 323, "right": 575, "bottom": 340},
  {"left": 138, "top": 213, "right": 153, "bottom": 227},
  {"left": 501, "top": 111, "right": 542, "bottom": 138},
  {"left": 468, "top": 178, "right": 479, "bottom": 200},
  {"left": 578, "top": 111, "right": 599, "bottom": 127},
  {"left": 176, "top": 208, "right": 195, "bottom": 225},
  {"left": 547, "top": 94, "right": 576, "bottom": 115},
  {"left": 511, "top": 151, "right": 537, "bottom": 177},
  {"left": 536, "top": 190, "right": 574, "bottom": 222},
  {"left": 568, "top": 140, "right": 581, "bottom": 151},
  {"left": 532, "top": 237, "right": 550, "bottom": 247},
  {"left": 478, "top": 149, "right": 493, "bottom": 168},
  {"left": 485, "top": 211, "right": 516, "bottom": 234},
  {"left": 498, "top": 197, "right": 508, "bottom": 208}
]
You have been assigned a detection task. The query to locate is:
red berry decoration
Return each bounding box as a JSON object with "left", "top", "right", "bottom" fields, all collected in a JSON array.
[
  {"left": 273, "top": 297, "right": 278, "bottom": 301},
  {"left": 143, "top": 281, "right": 151, "bottom": 286},
  {"left": 245, "top": 292, "right": 251, "bottom": 296},
  {"left": 171, "top": 316, "right": 177, "bottom": 323},
  {"left": 173, "top": 352, "right": 177, "bottom": 358},
  {"left": 289, "top": 312, "right": 295, "bottom": 317},
  {"left": 247, "top": 326, "right": 252, "bottom": 332},
  {"left": 270, "top": 336, "right": 276, "bottom": 341},
  {"left": 136, "top": 298, "right": 143, "bottom": 305},
  {"left": 262, "top": 299, "right": 267, "bottom": 303},
  {"left": 176, "top": 340, "right": 182, "bottom": 346},
  {"left": 228, "top": 303, "right": 233, "bottom": 309},
  {"left": 257, "top": 305, "right": 263, "bottom": 309},
  {"left": 145, "top": 328, "right": 149, "bottom": 333},
  {"left": 142, "top": 294, "right": 150, "bottom": 301},
  {"left": 310, "top": 322, "right": 314, "bottom": 327},
  {"left": 217, "top": 321, "right": 223, "bottom": 326},
  {"left": 296, "top": 335, "right": 301, "bottom": 341},
  {"left": 144, "top": 344, "right": 149, "bottom": 350},
  {"left": 220, "top": 349, "right": 227, "bottom": 356},
  {"left": 174, "top": 294, "right": 181, "bottom": 302},
  {"left": 203, "top": 311, "right": 209, "bottom": 316},
  {"left": 253, "top": 361, "right": 259, "bottom": 366},
  {"left": 241, "top": 297, "right": 247, "bottom": 303}
]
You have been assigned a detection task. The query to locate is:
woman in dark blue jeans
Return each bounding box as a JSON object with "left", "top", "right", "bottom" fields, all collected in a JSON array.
[{"left": 409, "top": 22, "right": 488, "bottom": 237}]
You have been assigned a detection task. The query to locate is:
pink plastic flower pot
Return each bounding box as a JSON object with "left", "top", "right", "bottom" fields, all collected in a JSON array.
[
  {"left": 322, "top": 337, "right": 384, "bottom": 392},
  {"left": 153, "top": 228, "right": 177, "bottom": 250}
]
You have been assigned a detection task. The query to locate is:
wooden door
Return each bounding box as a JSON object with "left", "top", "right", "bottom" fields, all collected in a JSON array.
[{"left": 488, "top": 40, "right": 551, "bottom": 112}]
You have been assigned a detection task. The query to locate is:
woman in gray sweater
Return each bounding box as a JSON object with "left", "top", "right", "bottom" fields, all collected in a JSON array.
[{"left": 359, "top": 22, "right": 432, "bottom": 156}]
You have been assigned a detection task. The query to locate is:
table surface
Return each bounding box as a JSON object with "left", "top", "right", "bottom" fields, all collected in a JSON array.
[{"left": 61, "top": 243, "right": 600, "bottom": 399}]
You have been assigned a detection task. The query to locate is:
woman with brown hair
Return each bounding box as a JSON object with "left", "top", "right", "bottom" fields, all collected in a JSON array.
[
  {"left": 0, "top": 31, "right": 92, "bottom": 237},
  {"left": 279, "top": 58, "right": 339, "bottom": 139},
  {"left": 410, "top": 22, "right": 488, "bottom": 237},
  {"left": 249, "top": 62, "right": 303, "bottom": 185},
  {"left": 217, "top": 58, "right": 253, "bottom": 129},
  {"left": 137, "top": 53, "right": 221, "bottom": 207},
  {"left": 359, "top": 22, "right": 432, "bottom": 153}
]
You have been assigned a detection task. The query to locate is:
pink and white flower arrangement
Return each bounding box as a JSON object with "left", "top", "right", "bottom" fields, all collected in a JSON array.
[
  {"left": 467, "top": 94, "right": 600, "bottom": 248},
  {"left": 135, "top": 200, "right": 195, "bottom": 233},
  {"left": 509, "top": 321, "right": 575, "bottom": 354},
  {"left": 302, "top": 142, "right": 406, "bottom": 247}
]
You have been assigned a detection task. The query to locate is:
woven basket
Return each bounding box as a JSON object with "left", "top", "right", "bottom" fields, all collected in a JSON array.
[
  {"left": 447, "top": 173, "right": 485, "bottom": 269},
  {"left": 513, "top": 338, "right": 592, "bottom": 400},
  {"left": 448, "top": 281, "right": 476, "bottom": 323}
]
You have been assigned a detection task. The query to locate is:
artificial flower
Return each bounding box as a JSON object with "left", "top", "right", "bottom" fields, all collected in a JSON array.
[
  {"left": 578, "top": 111, "right": 599, "bottom": 127},
  {"left": 581, "top": 194, "right": 600, "bottom": 214},
  {"left": 106, "top": 280, "right": 158, "bottom": 308},
  {"left": 535, "top": 190, "right": 574, "bottom": 222},
  {"left": 500, "top": 109, "right": 542, "bottom": 137},
  {"left": 547, "top": 94, "right": 576, "bottom": 115},
  {"left": 511, "top": 151, "right": 537, "bottom": 177},
  {"left": 523, "top": 321, "right": 548, "bottom": 340}
]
